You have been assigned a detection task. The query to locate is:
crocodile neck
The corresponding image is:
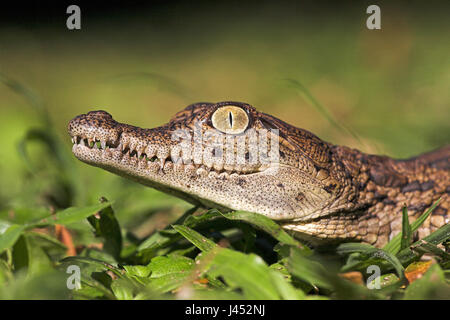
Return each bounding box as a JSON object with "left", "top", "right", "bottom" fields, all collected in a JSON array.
[{"left": 282, "top": 145, "right": 449, "bottom": 247}]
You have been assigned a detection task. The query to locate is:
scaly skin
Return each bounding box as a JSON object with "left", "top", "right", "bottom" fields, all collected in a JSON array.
[{"left": 68, "top": 101, "right": 449, "bottom": 247}]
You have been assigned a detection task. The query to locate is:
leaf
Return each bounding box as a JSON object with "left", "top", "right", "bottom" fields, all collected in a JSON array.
[
  {"left": 401, "top": 206, "right": 412, "bottom": 251},
  {"left": 204, "top": 247, "right": 281, "bottom": 299},
  {"left": 148, "top": 255, "right": 195, "bottom": 278},
  {"left": 60, "top": 256, "right": 122, "bottom": 278},
  {"left": 222, "top": 211, "right": 310, "bottom": 252},
  {"left": 396, "top": 223, "right": 450, "bottom": 267},
  {"left": 38, "top": 201, "right": 114, "bottom": 226},
  {"left": 136, "top": 207, "right": 224, "bottom": 257},
  {"left": 337, "top": 243, "right": 405, "bottom": 281},
  {"left": 87, "top": 199, "right": 122, "bottom": 261},
  {"left": 287, "top": 247, "right": 333, "bottom": 290},
  {"left": 12, "top": 235, "right": 29, "bottom": 273},
  {"left": 137, "top": 230, "right": 180, "bottom": 259},
  {"left": 123, "top": 265, "right": 151, "bottom": 278},
  {"left": 339, "top": 271, "right": 364, "bottom": 285},
  {"left": 367, "top": 273, "right": 399, "bottom": 289},
  {"left": 410, "top": 241, "right": 450, "bottom": 260},
  {"left": 268, "top": 269, "right": 306, "bottom": 300},
  {"left": 172, "top": 225, "right": 216, "bottom": 252},
  {"left": 111, "top": 279, "right": 135, "bottom": 300},
  {"left": 336, "top": 242, "right": 376, "bottom": 255},
  {"left": 1, "top": 203, "right": 112, "bottom": 254},
  {"left": 146, "top": 255, "right": 195, "bottom": 293},
  {"left": 383, "top": 198, "right": 441, "bottom": 255},
  {"left": 289, "top": 247, "right": 392, "bottom": 299},
  {"left": 0, "top": 259, "right": 13, "bottom": 286},
  {"left": 404, "top": 264, "right": 450, "bottom": 299},
  {"left": 405, "top": 261, "right": 433, "bottom": 284},
  {"left": 0, "top": 270, "right": 70, "bottom": 299},
  {"left": 27, "top": 231, "right": 68, "bottom": 261},
  {"left": 0, "top": 224, "right": 26, "bottom": 254},
  {"left": 9, "top": 232, "right": 53, "bottom": 279},
  {"left": 367, "top": 249, "right": 406, "bottom": 280}
]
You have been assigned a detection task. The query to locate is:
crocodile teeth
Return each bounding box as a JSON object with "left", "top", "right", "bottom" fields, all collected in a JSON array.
[
  {"left": 219, "top": 172, "right": 229, "bottom": 180},
  {"left": 80, "top": 139, "right": 86, "bottom": 146},
  {"left": 196, "top": 167, "right": 207, "bottom": 177},
  {"left": 145, "top": 145, "right": 156, "bottom": 158},
  {"left": 104, "top": 148, "right": 112, "bottom": 157},
  {"left": 130, "top": 157, "right": 138, "bottom": 165},
  {"left": 208, "top": 171, "right": 218, "bottom": 179},
  {"left": 101, "top": 141, "right": 107, "bottom": 149},
  {"left": 184, "top": 164, "right": 195, "bottom": 174},
  {"left": 163, "top": 161, "right": 173, "bottom": 172},
  {"left": 157, "top": 147, "right": 170, "bottom": 161},
  {"left": 129, "top": 142, "right": 137, "bottom": 153},
  {"left": 159, "top": 158, "right": 167, "bottom": 169}
]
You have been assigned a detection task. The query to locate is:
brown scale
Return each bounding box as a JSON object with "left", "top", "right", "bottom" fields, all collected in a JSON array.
[{"left": 319, "top": 144, "right": 450, "bottom": 247}]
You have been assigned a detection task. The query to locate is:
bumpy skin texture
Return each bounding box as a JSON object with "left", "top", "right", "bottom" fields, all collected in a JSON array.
[{"left": 68, "top": 101, "right": 449, "bottom": 247}]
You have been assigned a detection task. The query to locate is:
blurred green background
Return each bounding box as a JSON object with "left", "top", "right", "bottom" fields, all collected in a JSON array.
[{"left": 1, "top": 1, "right": 449, "bottom": 229}]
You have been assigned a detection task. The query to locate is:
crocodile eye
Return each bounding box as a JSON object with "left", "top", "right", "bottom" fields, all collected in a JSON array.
[{"left": 211, "top": 106, "right": 249, "bottom": 134}]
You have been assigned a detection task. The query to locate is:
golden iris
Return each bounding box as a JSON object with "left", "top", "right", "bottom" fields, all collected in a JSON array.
[{"left": 211, "top": 106, "right": 249, "bottom": 134}]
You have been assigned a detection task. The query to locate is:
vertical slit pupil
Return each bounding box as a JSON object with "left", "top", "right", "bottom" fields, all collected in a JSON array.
[{"left": 228, "top": 111, "right": 233, "bottom": 128}]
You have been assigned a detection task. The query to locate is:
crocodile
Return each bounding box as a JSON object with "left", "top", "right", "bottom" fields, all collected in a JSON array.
[{"left": 68, "top": 101, "right": 449, "bottom": 247}]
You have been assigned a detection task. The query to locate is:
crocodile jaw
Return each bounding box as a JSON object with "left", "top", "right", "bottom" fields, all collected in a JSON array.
[
  {"left": 71, "top": 142, "right": 331, "bottom": 220},
  {"left": 68, "top": 110, "right": 335, "bottom": 221}
]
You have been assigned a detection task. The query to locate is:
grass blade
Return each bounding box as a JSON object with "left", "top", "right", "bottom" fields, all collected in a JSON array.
[
  {"left": 285, "top": 78, "right": 363, "bottom": 146},
  {"left": 401, "top": 206, "right": 412, "bottom": 251},
  {"left": 383, "top": 198, "right": 441, "bottom": 255},
  {"left": 222, "top": 210, "right": 310, "bottom": 252},
  {"left": 172, "top": 225, "right": 216, "bottom": 252},
  {"left": 0, "top": 224, "right": 26, "bottom": 254}
]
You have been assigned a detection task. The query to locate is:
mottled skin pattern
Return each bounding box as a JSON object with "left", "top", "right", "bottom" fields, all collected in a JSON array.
[{"left": 68, "top": 101, "right": 449, "bottom": 247}]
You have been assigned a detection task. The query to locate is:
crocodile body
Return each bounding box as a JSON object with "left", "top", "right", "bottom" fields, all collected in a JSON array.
[{"left": 68, "top": 101, "right": 449, "bottom": 247}]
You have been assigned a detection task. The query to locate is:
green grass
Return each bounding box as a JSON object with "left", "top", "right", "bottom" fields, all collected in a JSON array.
[
  {"left": 0, "top": 3, "right": 449, "bottom": 299},
  {"left": 1, "top": 193, "right": 449, "bottom": 299},
  {"left": 0, "top": 93, "right": 448, "bottom": 299}
]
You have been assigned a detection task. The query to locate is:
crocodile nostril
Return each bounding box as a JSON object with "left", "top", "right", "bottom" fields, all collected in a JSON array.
[{"left": 87, "top": 110, "right": 113, "bottom": 119}]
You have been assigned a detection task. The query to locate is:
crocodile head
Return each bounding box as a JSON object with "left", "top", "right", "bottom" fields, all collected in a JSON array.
[
  {"left": 68, "top": 101, "right": 350, "bottom": 223},
  {"left": 68, "top": 101, "right": 450, "bottom": 246}
]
